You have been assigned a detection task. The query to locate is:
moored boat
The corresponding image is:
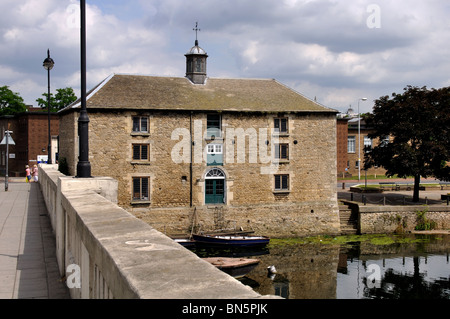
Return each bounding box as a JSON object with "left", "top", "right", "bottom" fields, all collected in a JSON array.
[
  {"left": 202, "top": 257, "right": 260, "bottom": 278},
  {"left": 192, "top": 233, "right": 270, "bottom": 247},
  {"left": 172, "top": 237, "right": 196, "bottom": 248}
]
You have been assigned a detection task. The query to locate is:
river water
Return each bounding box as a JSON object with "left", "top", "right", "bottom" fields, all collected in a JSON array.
[{"left": 192, "top": 234, "right": 450, "bottom": 299}]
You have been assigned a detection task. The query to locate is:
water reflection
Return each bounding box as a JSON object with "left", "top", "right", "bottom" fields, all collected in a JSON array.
[
  {"left": 338, "top": 254, "right": 450, "bottom": 299},
  {"left": 243, "top": 242, "right": 341, "bottom": 299},
  {"left": 192, "top": 234, "right": 450, "bottom": 299}
]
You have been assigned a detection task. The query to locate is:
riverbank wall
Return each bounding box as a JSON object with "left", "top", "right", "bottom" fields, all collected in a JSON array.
[{"left": 341, "top": 200, "right": 450, "bottom": 234}]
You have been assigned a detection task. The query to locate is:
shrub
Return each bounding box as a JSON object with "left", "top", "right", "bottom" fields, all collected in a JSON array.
[{"left": 415, "top": 209, "right": 436, "bottom": 231}]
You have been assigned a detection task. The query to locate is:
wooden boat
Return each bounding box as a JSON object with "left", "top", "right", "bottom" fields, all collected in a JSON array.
[
  {"left": 192, "top": 233, "right": 270, "bottom": 247},
  {"left": 172, "top": 237, "right": 196, "bottom": 248},
  {"left": 200, "top": 230, "right": 255, "bottom": 236},
  {"left": 203, "top": 257, "right": 260, "bottom": 278}
]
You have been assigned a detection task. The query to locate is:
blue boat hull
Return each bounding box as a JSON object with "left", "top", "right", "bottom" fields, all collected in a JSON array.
[{"left": 192, "top": 234, "right": 270, "bottom": 248}]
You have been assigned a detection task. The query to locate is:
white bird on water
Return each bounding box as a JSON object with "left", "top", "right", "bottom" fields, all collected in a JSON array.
[{"left": 267, "top": 265, "right": 277, "bottom": 274}]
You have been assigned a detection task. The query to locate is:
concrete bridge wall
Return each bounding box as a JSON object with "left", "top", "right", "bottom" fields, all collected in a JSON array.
[{"left": 38, "top": 164, "right": 264, "bottom": 299}]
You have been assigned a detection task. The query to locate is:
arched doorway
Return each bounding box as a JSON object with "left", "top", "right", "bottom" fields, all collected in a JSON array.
[{"left": 205, "top": 168, "right": 225, "bottom": 204}]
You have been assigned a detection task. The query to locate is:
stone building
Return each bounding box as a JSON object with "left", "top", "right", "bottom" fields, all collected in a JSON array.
[{"left": 58, "top": 40, "right": 340, "bottom": 237}]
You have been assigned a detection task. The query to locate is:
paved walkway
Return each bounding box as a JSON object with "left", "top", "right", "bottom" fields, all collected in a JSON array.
[
  {"left": 339, "top": 188, "right": 449, "bottom": 206},
  {"left": 0, "top": 179, "right": 70, "bottom": 299},
  {"left": 338, "top": 178, "right": 450, "bottom": 206}
]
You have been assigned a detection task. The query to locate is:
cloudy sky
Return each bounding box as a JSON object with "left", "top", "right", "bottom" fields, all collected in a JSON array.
[{"left": 1, "top": 0, "right": 449, "bottom": 113}]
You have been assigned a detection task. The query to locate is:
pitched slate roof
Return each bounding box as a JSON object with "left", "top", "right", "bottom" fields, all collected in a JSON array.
[{"left": 62, "top": 74, "right": 336, "bottom": 114}]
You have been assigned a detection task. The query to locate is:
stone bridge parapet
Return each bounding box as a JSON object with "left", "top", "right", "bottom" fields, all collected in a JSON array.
[{"left": 38, "top": 164, "right": 266, "bottom": 299}]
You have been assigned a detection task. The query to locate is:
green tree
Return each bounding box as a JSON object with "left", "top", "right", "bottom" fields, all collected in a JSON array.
[
  {"left": 36, "top": 87, "right": 77, "bottom": 111},
  {"left": 364, "top": 85, "right": 450, "bottom": 202},
  {"left": 0, "top": 85, "right": 27, "bottom": 115}
]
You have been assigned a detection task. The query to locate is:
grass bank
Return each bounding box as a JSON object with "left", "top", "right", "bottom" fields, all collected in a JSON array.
[{"left": 269, "top": 233, "right": 439, "bottom": 248}]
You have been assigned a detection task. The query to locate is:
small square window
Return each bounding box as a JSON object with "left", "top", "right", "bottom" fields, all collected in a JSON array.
[
  {"left": 274, "top": 118, "right": 288, "bottom": 134},
  {"left": 132, "top": 144, "right": 149, "bottom": 161},
  {"left": 207, "top": 144, "right": 223, "bottom": 154},
  {"left": 275, "top": 174, "right": 289, "bottom": 191},
  {"left": 274, "top": 143, "right": 289, "bottom": 160},
  {"left": 133, "top": 177, "right": 149, "bottom": 201},
  {"left": 132, "top": 116, "right": 149, "bottom": 133}
]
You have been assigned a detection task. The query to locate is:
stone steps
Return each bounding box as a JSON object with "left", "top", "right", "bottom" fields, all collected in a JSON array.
[{"left": 339, "top": 205, "right": 358, "bottom": 235}]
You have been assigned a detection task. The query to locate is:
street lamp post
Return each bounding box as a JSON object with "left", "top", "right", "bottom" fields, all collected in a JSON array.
[
  {"left": 3, "top": 115, "right": 13, "bottom": 191},
  {"left": 76, "top": 0, "right": 91, "bottom": 177},
  {"left": 43, "top": 49, "right": 54, "bottom": 164},
  {"left": 358, "top": 97, "right": 367, "bottom": 181},
  {"left": 4, "top": 130, "right": 12, "bottom": 191}
]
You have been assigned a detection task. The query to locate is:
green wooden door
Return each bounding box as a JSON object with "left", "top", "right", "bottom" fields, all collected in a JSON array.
[{"left": 205, "top": 179, "right": 224, "bottom": 204}]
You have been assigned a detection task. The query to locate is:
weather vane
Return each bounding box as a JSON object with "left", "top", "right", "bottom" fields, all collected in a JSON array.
[{"left": 193, "top": 22, "right": 200, "bottom": 41}]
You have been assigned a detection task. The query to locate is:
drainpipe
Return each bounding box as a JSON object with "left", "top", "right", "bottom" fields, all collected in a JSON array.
[{"left": 190, "top": 111, "right": 193, "bottom": 207}]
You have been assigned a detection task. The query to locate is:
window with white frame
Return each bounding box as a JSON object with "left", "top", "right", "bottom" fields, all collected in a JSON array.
[
  {"left": 207, "top": 144, "right": 222, "bottom": 154},
  {"left": 207, "top": 143, "right": 223, "bottom": 166},
  {"left": 364, "top": 136, "right": 373, "bottom": 152},
  {"left": 348, "top": 136, "right": 356, "bottom": 153}
]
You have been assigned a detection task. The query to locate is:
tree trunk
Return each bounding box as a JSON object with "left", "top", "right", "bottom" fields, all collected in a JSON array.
[{"left": 413, "top": 174, "right": 420, "bottom": 202}]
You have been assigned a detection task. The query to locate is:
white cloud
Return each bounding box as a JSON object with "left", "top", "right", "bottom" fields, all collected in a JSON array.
[
  {"left": 0, "top": 0, "right": 169, "bottom": 105},
  {"left": 1, "top": 0, "right": 449, "bottom": 113}
]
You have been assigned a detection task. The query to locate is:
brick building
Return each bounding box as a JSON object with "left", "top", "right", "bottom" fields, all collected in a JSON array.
[
  {"left": 0, "top": 108, "right": 59, "bottom": 177},
  {"left": 336, "top": 111, "right": 387, "bottom": 179},
  {"left": 58, "top": 40, "right": 340, "bottom": 237},
  {"left": 336, "top": 118, "right": 349, "bottom": 177}
]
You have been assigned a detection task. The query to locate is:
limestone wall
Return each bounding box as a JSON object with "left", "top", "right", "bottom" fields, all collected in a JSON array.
[
  {"left": 58, "top": 111, "right": 78, "bottom": 175},
  {"left": 358, "top": 205, "right": 450, "bottom": 234},
  {"left": 59, "top": 110, "right": 340, "bottom": 237},
  {"left": 136, "top": 203, "right": 340, "bottom": 238}
]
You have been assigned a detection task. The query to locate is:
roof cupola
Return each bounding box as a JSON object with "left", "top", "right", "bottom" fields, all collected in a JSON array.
[{"left": 185, "top": 22, "right": 208, "bottom": 84}]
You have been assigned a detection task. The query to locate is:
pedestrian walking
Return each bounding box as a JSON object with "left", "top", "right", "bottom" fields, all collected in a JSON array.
[
  {"left": 32, "top": 165, "right": 38, "bottom": 182},
  {"left": 25, "top": 165, "right": 32, "bottom": 183}
]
